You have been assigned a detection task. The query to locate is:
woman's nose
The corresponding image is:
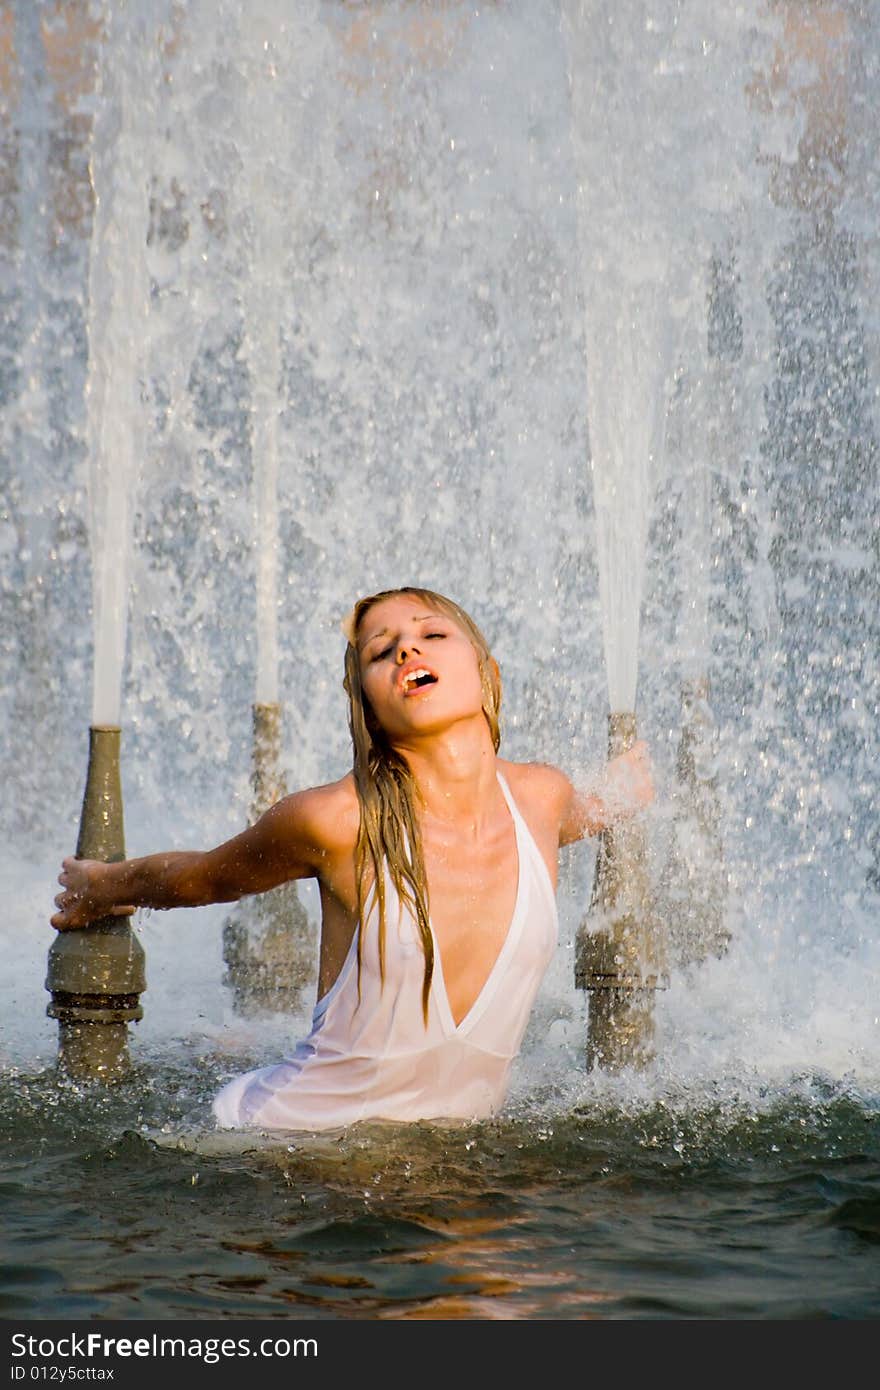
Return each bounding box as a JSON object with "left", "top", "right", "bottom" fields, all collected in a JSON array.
[{"left": 396, "top": 641, "right": 421, "bottom": 664}]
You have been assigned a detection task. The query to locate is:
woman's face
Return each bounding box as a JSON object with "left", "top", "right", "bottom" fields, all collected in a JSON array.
[{"left": 356, "top": 594, "right": 486, "bottom": 744}]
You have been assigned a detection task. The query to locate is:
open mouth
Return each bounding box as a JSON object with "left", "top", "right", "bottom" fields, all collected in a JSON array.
[{"left": 401, "top": 668, "right": 438, "bottom": 694}]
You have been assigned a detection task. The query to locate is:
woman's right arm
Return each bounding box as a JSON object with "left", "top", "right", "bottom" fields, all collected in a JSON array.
[
  {"left": 51, "top": 780, "right": 358, "bottom": 930},
  {"left": 557, "top": 740, "right": 655, "bottom": 845}
]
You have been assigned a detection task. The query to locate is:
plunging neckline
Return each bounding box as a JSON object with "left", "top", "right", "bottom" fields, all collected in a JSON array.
[{"left": 428, "top": 773, "right": 526, "bottom": 1035}]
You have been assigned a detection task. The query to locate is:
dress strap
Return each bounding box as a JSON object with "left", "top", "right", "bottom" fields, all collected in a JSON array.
[
  {"left": 496, "top": 769, "right": 558, "bottom": 908},
  {"left": 496, "top": 769, "right": 525, "bottom": 829}
]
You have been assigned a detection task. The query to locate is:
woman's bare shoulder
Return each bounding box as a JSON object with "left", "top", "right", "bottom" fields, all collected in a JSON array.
[
  {"left": 267, "top": 773, "right": 360, "bottom": 857},
  {"left": 497, "top": 757, "right": 573, "bottom": 813}
]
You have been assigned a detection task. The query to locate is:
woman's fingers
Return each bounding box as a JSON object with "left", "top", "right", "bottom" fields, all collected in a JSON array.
[
  {"left": 51, "top": 888, "right": 136, "bottom": 926},
  {"left": 51, "top": 858, "right": 133, "bottom": 929}
]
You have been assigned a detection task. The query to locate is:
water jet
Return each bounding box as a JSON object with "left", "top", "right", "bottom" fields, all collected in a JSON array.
[{"left": 216, "top": 12, "right": 319, "bottom": 1015}]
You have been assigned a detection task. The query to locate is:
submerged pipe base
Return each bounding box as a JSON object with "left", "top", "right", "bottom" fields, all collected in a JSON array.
[
  {"left": 54, "top": 1020, "right": 134, "bottom": 1081},
  {"left": 585, "top": 985, "right": 659, "bottom": 1072}
]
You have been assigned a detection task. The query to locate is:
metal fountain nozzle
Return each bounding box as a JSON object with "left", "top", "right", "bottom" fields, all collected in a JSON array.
[
  {"left": 45, "top": 725, "right": 146, "bottom": 1080},
  {"left": 574, "top": 710, "right": 667, "bottom": 1071}
]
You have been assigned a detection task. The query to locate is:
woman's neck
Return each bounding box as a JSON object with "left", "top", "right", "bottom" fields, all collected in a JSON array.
[{"left": 392, "top": 718, "right": 499, "bottom": 832}]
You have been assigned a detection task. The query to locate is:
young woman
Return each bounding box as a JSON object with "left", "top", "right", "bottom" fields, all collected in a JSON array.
[{"left": 52, "top": 587, "right": 654, "bottom": 1130}]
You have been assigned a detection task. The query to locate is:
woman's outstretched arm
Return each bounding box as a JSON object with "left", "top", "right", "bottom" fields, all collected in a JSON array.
[{"left": 51, "top": 780, "right": 355, "bottom": 930}]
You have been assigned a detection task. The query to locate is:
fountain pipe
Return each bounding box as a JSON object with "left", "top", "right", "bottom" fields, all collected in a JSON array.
[
  {"left": 250, "top": 701, "right": 286, "bottom": 818},
  {"left": 661, "top": 675, "right": 730, "bottom": 966},
  {"left": 221, "top": 704, "right": 317, "bottom": 1017},
  {"left": 45, "top": 726, "right": 146, "bottom": 1079},
  {"left": 574, "top": 711, "right": 667, "bottom": 1071}
]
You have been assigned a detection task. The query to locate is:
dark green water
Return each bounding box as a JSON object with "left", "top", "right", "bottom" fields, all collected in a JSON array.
[{"left": 2, "top": 1061, "right": 879, "bottom": 1321}]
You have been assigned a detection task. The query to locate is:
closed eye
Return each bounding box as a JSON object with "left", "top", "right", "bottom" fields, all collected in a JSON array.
[{"left": 370, "top": 629, "right": 448, "bottom": 661}]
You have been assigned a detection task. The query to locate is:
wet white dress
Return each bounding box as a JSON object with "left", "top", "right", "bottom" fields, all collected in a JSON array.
[{"left": 212, "top": 772, "right": 558, "bottom": 1131}]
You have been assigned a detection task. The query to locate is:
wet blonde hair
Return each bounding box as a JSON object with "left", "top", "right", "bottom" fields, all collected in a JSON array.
[{"left": 342, "top": 586, "right": 502, "bottom": 1024}]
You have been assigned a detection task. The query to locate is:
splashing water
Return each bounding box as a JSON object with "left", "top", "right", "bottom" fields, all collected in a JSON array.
[{"left": 0, "top": 1, "right": 879, "bottom": 1289}]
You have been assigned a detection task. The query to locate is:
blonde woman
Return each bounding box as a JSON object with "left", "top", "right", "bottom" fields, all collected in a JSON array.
[{"left": 52, "top": 587, "right": 654, "bottom": 1130}]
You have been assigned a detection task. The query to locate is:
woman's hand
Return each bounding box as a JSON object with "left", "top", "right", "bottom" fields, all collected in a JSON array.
[
  {"left": 600, "top": 740, "right": 655, "bottom": 822},
  {"left": 51, "top": 857, "right": 135, "bottom": 931},
  {"left": 557, "top": 740, "right": 656, "bottom": 844}
]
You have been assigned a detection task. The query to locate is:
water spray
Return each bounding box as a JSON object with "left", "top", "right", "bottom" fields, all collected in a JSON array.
[
  {"left": 574, "top": 712, "right": 667, "bottom": 1071},
  {"left": 45, "top": 726, "right": 146, "bottom": 1079}
]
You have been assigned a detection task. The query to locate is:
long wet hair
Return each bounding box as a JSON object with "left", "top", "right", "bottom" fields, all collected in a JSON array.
[{"left": 342, "top": 587, "right": 502, "bottom": 1024}]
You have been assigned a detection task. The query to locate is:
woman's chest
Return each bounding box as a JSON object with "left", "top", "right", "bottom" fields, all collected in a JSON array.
[{"left": 421, "top": 817, "right": 519, "bottom": 1010}]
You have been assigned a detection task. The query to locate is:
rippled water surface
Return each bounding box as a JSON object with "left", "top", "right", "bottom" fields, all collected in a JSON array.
[{"left": 3, "top": 1061, "right": 878, "bottom": 1321}]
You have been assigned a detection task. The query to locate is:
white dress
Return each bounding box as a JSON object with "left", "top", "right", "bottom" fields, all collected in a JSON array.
[{"left": 212, "top": 772, "right": 558, "bottom": 1131}]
